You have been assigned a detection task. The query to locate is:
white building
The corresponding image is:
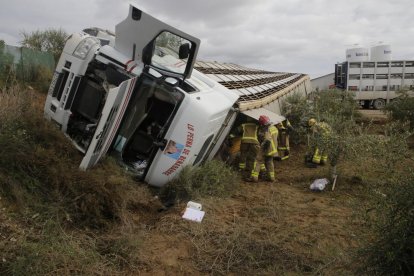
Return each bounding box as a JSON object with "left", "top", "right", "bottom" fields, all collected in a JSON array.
[
  {"left": 335, "top": 45, "right": 414, "bottom": 109},
  {"left": 311, "top": 73, "right": 335, "bottom": 91}
]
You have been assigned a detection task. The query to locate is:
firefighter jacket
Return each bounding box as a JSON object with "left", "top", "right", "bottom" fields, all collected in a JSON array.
[
  {"left": 266, "top": 125, "right": 279, "bottom": 157},
  {"left": 258, "top": 125, "right": 274, "bottom": 156},
  {"left": 239, "top": 123, "right": 259, "bottom": 144},
  {"left": 277, "top": 122, "right": 290, "bottom": 149}
]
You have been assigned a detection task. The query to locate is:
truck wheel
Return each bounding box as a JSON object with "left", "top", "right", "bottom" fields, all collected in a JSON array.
[{"left": 373, "top": 99, "right": 386, "bottom": 110}]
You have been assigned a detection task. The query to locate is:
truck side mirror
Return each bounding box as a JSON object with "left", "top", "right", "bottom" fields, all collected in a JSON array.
[{"left": 179, "top": 43, "right": 190, "bottom": 59}]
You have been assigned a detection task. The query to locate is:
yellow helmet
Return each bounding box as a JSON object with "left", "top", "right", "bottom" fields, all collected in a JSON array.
[{"left": 308, "top": 118, "right": 317, "bottom": 126}]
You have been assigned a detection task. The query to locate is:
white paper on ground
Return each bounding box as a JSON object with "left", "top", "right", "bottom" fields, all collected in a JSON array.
[
  {"left": 310, "top": 178, "right": 329, "bottom": 191},
  {"left": 182, "top": 207, "right": 205, "bottom": 222}
]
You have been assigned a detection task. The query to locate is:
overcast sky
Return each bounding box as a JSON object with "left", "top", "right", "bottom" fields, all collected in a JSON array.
[{"left": 1, "top": 0, "right": 413, "bottom": 78}]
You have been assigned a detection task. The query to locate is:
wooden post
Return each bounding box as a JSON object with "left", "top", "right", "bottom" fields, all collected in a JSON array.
[{"left": 332, "top": 174, "right": 338, "bottom": 191}]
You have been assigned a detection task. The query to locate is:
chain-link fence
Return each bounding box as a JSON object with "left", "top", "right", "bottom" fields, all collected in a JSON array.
[{"left": 0, "top": 42, "right": 55, "bottom": 86}]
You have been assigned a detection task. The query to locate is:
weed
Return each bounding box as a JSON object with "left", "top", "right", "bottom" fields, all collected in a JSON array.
[
  {"left": 160, "top": 160, "right": 239, "bottom": 204},
  {"left": 0, "top": 85, "right": 152, "bottom": 228},
  {"left": 359, "top": 170, "right": 414, "bottom": 275}
]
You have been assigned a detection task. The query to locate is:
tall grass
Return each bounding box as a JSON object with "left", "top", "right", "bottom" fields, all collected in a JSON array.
[
  {"left": 0, "top": 85, "right": 152, "bottom": 227},
  {"left": 0, "top": 85, "right": 152, "bottom": 274},
  {"left": 160, "top": 160, "right": 239, "bottom": 204},
  {"left": 359, "top": 170, "right": 414, "bottom": 275}
]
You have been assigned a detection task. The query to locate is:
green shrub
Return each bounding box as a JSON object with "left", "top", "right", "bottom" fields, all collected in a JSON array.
[
  {"left": 282, "top": 92, "right": 313, "bottom": 144},
  {"left": 360, "top": 171, "right": 414, "bottom": 275},
  {"left": 160, "top": 160, "right": 239, "bottom": 203},
  {"left": 0, "top": 44, "right": 16, "bottom": 88},
  {"left": 385, "top": 90, "right": 414, "bottom": 130},
  {"left": 312, "top": 89, "right": 360, "bottom": 122}
]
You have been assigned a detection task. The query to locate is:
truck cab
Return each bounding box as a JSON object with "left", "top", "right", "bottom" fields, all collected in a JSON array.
[{"left": 44, "top": 4, "right": 239, "bottom": 186}]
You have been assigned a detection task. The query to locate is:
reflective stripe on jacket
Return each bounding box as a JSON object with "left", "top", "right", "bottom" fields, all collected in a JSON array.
[{"left": 266, "top": 125, "right": 278, "bottom": 157}]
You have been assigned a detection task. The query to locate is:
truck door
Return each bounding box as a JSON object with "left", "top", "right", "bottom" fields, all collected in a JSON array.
[{"left": 79, "top": 77, "right": 137, "bottom": 170}]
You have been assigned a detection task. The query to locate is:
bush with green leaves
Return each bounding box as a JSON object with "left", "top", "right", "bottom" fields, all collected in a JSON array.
[
  {"left": 0, "top": 40, "right": 17, "bottom": 88},
  {"left": 282, "top": 92, "right": 313, "bottom": 144},
  {"left": 160, "top": 160, "right": 239, "bottom": 203},
  {"left": 312, "top": 89, "right": 360, "bottom": 122},
  {"left": 342, "top": 119, "right": 414, "bottom": 275},
  {"left": 385, "top": 89, "right": 414, "bottom": 130},
  {"left": 283, "top": 89, "right": 361, "bottom": 179},
  {"left": 360, "top": 170, "right": 414, "bottom": 275},
  {"left": 20, "top": 28, "right": 68, "bottom": 62}
]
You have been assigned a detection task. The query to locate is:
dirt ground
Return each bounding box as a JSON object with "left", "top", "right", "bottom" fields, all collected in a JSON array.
[
  {"left": 132, "top": 110, "right": 388, "bottom": 274},
  {"left": 0, "top": 105, "right": 383, "bottom": 275},
  {"left": 129, "top": 144, "right": 364, "bottom": 275},
  {"left": 358, "top": 109, "right": 387, "bottom": 122}
]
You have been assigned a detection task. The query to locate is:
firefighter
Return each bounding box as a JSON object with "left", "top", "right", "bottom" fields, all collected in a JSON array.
[
  {"left": 275, "top": 119, "right": 293, "bottom": 161},
  {"left": 306, "top": 118, "right": 331, "bottom": 166},
  {"left": 235, "top": 119, "right": 260, "bottom": 182},
  {"left": 257, "top": 115, "right": 276, "bottom": 182}
]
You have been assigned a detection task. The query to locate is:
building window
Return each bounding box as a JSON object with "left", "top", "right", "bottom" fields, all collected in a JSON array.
[
  {"left": 405, "top": 73, "right": 414, "bottom": 79},
  {"left": 377, "top": 62, "right": 389, "bottom": 67},
  {"left": 391, "top": 61, "right": 403, "bottom": 67},
  {"left": 362, "top": 74, "right": 374, "bottom": 79},
  {"left": 348, "top": 86, "right": 358, "bottom": 91},
  {"left": 363, "top": 62, "right": 375, "bottom": 68},
  {"left": 376, "top": 74, "right": 388, "bottom": 79},
  {"left": 349, "top": 74, "right": 360, "bottom": 80},
  {"left": 405, "top": 61, "right": 414, "bottom": 67},
  {"left": 350, "top": 62, "right": 361, "bottom": 68},
  {"left": 390, "top": 74, "right": 402, "bottom": 79}
]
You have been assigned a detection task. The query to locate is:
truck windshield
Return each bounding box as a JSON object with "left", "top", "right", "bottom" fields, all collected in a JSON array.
[{"left": 151, "top": 31, "right": 192, "bottom": 76}]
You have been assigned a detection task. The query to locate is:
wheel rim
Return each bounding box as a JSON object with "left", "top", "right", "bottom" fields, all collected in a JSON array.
[{"left": 374, "top": 99, "right": 385, "bottom": 109}]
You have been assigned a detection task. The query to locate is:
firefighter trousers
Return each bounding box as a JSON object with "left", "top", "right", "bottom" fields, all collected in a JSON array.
[
  {"left": 239, "top": 143, "right": 260, "bottom": 180},
  {"left": 312, "top": 147, "right": 328, "bottom": 164}
]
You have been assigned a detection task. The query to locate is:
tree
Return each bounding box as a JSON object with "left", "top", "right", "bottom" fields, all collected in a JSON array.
[
  {"left": 385, "top": 88, "right": 414, "bottom": 130},
  {"left": 20, "top": 28, "right": 68, "bottom": 62},
  {"left": 0, "top": 39, "right": 17, "bottom": 87},
  {"left": 301, "top": 90, "right": 361, "bottom": 181}
]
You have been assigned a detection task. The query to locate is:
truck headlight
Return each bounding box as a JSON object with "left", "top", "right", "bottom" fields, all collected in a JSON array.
[{"left": 73, "top": 37, "right": 99, "bottom": 59}]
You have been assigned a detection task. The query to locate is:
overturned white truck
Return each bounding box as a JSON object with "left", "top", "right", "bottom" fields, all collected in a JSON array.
[{"left": 44, "top": 4, "right": 310, "bottom": 187}]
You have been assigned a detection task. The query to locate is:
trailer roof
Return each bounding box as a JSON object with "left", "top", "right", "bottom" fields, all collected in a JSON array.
[{"left": 194, "top": 60, "right": 309, "bottom": 109}]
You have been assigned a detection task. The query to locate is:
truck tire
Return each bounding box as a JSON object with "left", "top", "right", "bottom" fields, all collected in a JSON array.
[{"left": 373, "top": 98, "right": 386, "bottom": 110}]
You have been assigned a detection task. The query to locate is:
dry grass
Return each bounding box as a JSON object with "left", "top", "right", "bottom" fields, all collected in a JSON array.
[
  {"left": 0, "top": 84, "right": 412, "bottom": 275},
  {"left": 154, "top": 185, "right": 336, "bottom": 275},
  {"left": 0, "top": 85, "right": 154, "bottom": 274}
]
